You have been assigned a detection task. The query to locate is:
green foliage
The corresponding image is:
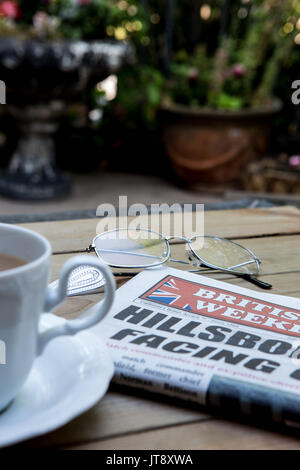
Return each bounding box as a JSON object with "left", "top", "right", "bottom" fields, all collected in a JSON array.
[
  {"left": 166, "top": 0, "right": 298, "bottom": 110},
  {"left": 101, "top": 64, "right": 164, "bottom": 129},
  {"left": 214, "top": 93, "right": 244, "bottom": 110},
  {"left": 0, "top": 0, "right": 147, "bottom": 42}
]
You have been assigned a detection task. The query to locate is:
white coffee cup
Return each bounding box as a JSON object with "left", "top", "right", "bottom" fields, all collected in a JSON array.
[{"left": 0, "top": 223, "right": 115, "bottom": 412}]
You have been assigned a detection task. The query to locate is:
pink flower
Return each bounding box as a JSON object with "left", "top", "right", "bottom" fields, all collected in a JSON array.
[
  {"left": 0, "top": 1, "right": 20, "bottom": 19},
  {"left": 188, "top": 67, "right": 198, "bottom": 83},
  {"left": 289, "top": 155, "right": 300, "bottom": 168},
  {"left": 232, "top": 63, "right": 246, "bottom": 78}
]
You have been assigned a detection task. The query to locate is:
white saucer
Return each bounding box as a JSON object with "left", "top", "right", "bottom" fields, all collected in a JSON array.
[{"left": 0, "top": 314, "right": 114, "bottom": 448}]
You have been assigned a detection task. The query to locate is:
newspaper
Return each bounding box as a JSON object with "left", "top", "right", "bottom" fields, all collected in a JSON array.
[{"left": 92, "top": 267, "right": 300, "bottom": 425}]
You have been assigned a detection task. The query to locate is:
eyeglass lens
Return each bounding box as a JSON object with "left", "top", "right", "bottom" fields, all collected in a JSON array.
[
  {"left": 189, "top": 236, "right": 259, "bottom": 275},
  {"left": 94, "top": 229, "right": 169, "bottom": 268}
]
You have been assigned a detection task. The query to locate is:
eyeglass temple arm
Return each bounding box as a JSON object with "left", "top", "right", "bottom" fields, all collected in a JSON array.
[
  {"left": 227, "top": 259, "right": 260, "bottom": 270},
  {"left": 241, "top": 274, "right": 272, "bottom": 290},
  {"left": 187, "top": 254, "right": 271, "bottom": 289}
]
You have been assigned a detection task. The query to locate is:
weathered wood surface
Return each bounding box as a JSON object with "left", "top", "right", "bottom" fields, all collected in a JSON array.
[
  {"left": 22, "top": 391, "right": 207, "bottom": 449},
  {"left": 69, "top": 419, "right": 300, "bottom": 451},
  {"left": 19, "top": 206, "right": 300, "bottom": 254},
  {"left": 17, "top": 206, "right": 300, "bottom": 449}
]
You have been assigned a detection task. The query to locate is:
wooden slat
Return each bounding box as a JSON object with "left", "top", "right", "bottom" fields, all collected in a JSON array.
[
  {"left": 50, "top": 252, "right": 96, "bottom": 282},
  {"left": 167, "top": 234, "right": 300, "bottom": 276},
  {"left": 22, "top": 391, "right": 207, "bottom": 449},
  {"left": 50, "top": 232, "right": 300, "bottom": 283},
  {"left": 19, "top": 206, "right": 300, "bottom": 254},
  {"left": 199, "top": 270, "right": 300, "bottom": 297},
  {"left": 217, "top": 272, "right": 300, "bottom": 297},
  {"left": 234, "top": 235, "right": 300, "bottom": 275},
  {"left": 69, "top": 419, "right": 300, "bottom": 450}
]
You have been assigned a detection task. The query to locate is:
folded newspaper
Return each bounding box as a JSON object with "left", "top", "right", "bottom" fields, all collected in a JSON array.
[{"left": 93, "top": 267, "right": 300, "bottom": 426}]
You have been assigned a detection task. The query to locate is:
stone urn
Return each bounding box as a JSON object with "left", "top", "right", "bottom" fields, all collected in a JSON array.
[
  {"left": 0, "top": 37, "right": 133, "bottom": 200},
  {"left": 161, "top": 100, "right": 282, "bottom": 187}
]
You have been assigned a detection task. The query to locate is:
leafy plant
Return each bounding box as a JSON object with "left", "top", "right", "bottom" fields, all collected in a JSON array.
[
  {"left": 90, "top": 63, "right": 163, "bottom": 135},
  {"left": 111, "top": 64, "right": 164, "bottom": 128},
  {"left": 0, "top": 0, "right": 147, "bottom": 42},
  {"left": 166, "top": 0, "right": 300, "bottom": 110}
]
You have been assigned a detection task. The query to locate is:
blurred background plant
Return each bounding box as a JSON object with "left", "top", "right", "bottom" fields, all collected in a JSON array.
[
  {"left": 94, "top": 0, "right": 300, "bottom": 175},
  {"left": 0, "top": 0, "right": 147, "bottom": 41},
  {"left": 1, "top": 0, "right": 300, "bottom": 176},
  {"left": 166, "top": 0, "right": 299, "bottom": 111}
]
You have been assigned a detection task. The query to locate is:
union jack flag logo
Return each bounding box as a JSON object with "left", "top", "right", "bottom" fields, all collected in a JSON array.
[{"left": 143, "top": 276, "right": 193, "bottom": 310}]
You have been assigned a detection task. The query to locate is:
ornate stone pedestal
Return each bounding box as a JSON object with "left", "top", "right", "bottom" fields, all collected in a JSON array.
[
  {"left": 0, "top": 38, "right": 133, "bottom": 200},
  {"left": 0, "top": 102, "right": 70, "bottom": 199}
]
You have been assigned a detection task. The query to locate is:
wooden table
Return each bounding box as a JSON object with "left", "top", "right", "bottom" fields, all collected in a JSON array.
[{"left": 16, "top": 206, "right": 300, "bottom": 449}]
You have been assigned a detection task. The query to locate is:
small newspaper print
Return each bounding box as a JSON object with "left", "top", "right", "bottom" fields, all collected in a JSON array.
[{"left": 92, "top": 267, "right": 300, "bottom": 406}]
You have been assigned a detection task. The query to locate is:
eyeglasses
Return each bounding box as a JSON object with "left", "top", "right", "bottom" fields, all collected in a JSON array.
[{"left": 87, "top": 228, "right": 272, "bottom": 290}]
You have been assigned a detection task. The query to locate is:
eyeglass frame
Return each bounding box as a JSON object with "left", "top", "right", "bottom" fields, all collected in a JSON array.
[{"left": 88, "top": 228, "right": 271, "bottom": 290}]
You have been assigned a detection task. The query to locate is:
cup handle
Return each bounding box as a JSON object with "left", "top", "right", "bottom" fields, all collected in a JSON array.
[{"left": 37, "top": 255, "right": 115, "bottom": 355}]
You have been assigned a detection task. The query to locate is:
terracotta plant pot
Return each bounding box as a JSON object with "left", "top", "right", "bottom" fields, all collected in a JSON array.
[{"left": 161, "top": 100, "right": 282, "bottom": 186}]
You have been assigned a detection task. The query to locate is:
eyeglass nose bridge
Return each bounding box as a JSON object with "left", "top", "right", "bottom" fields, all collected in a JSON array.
[{"left": 166, "top": 235, "right": 191, "bottom": 243}]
